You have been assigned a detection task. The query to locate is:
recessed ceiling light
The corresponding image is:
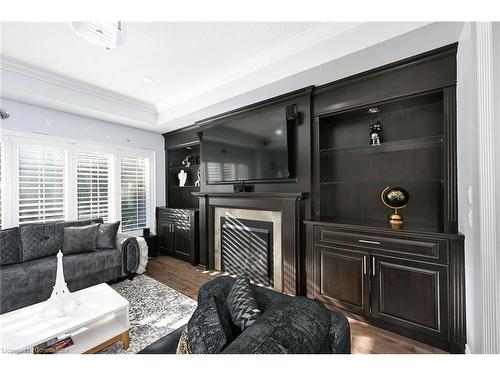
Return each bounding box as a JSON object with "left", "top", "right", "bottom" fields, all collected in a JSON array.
[
  {"left": 143, "top": 76, "right": 154, "bottom": 83},
  {"left": 368, "top": 107, "right": 380, "bottom": 114},
  {"left": 275, "top": 129, "right": 283, "bottom": 135}
]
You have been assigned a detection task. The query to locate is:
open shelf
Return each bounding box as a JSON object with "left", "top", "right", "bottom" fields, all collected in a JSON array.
[
  {"left": 168, "top": 164, "right": 200, "bottom": 170},
  {"left": 320, "top": 135, "right": 443, "bottom": 156},
  {"left": 167, "top": 143, "right": 200, "bottom": 209},
  {"left": 320, "top": 179, "right": 443, "bottom": 185}
]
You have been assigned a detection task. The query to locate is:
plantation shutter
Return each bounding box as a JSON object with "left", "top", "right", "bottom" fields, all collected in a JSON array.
[
  {"left": 223, "top": 162, "right": 236, "bottom": 181},
  {"left": 18, "top": 144, "right": 65, "bottom": 224},
  {"left": 120, "top": 155, "right": 149, "bottom": 232},
  {"left": 237, "top": 163, "right": 250, "bottom": 180},
  {"left": 206, "top": 161, "right": 222, "bottom": 183},
  {"left": 77, "top": 151, "right": 110, "bottom": 222}
]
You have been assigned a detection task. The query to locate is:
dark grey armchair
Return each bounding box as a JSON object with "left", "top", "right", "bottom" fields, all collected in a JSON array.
[{"left": 139, "top": 276, "right": 350, "bottom": 354}]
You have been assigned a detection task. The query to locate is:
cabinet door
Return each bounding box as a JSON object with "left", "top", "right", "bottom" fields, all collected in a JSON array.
[
  {"left": 158, "top": 220, "right": 174, "bottom": 253},
  {"left": 314, "top": 245, "right": 370, "bottom": 316},
  {"left": 371, "top": 255, "right": 448, "bottom": 340},
  {"left": 173, "top": 221, "right": 191, "bottom": 260}
]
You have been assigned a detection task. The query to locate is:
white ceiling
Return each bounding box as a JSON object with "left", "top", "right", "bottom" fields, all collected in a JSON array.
[
  {"left": 0, "top": 22, "right": 464, "bottom": 132},
  {"left": 1, "top": 22, "right": 331, "bottom": 106}
]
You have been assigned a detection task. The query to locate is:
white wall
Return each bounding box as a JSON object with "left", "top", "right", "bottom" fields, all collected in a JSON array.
[
  {"left": 457, "top": 22, "right": 482, "bottom": 354},
  {"left": 457, "top": 22, "right": 500, "bottom": 354},
  {"left": 0, "top": 98, "right": 165, "bottom": 208},
  {"left": 494, "top": 24, "right": 500, "bottom": 328}
]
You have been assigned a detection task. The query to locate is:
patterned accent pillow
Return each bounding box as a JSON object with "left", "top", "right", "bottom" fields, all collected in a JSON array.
[
  {"left": 226, "top": 275, "right": 262, "bottom": 331},
  {"left": 96, "top": 221, "right": 120, "bottom": 249},
  {"left": 0, "top": 227, "right": 23, "bottom": 265},
  {"left": 20, "top": 222, "right": 64, "bottom": 261},
  {"left": 176, "top": 328, "right": 192, "bottom": 354}
]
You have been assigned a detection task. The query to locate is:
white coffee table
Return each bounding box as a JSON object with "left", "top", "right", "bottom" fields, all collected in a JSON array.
[{"left": 0, "top": 283, "right": 130, "bottom": 354}]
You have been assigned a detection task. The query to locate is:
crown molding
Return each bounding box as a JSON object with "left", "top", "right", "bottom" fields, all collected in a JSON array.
[{"left": 0, "top": 55, "right": 156, "bottom": 114}]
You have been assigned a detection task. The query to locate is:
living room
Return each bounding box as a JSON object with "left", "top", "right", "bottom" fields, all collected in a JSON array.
[{"left": 1, "top": 0, "right": 500, "bottom": 373}]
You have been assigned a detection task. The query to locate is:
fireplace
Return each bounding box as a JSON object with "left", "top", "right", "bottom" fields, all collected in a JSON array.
[
  {"left": 193, "top": 192, "right": 303, "bottom": 295},
  {"left": 221, "top": 217, "right": 274, "bottom": 286},
  {"left": 215, "top": 208, "right": 282, "bottom": 290}
]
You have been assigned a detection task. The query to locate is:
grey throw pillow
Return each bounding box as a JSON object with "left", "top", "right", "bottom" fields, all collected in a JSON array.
[
  {"left": 96, "top": 221, "right": 120, "bottom": 249},
  {"left": 62, "top": 224, "right": 99, "bottom": 254},
  {"left": 226, "top": 275, "right": 262, "bottom": 331}
]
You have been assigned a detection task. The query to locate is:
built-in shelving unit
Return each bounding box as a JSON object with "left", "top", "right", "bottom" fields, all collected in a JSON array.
[
  {"left": 166, "top": 143, "right": 200, "bottom": 208},
  {"left": 317, "top": 90, "right": 446, "bottom": 232},
  {"left": 307, "top": 44, "right": 465, "bottom": 353}
]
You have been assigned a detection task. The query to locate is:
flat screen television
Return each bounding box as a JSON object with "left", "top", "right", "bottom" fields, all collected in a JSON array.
[{"left": 201, "top": 104, "right": 296, "bottom": 184}]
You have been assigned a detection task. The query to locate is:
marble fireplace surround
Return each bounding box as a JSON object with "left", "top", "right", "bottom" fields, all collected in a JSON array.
[
  {"left": 214, "top": 208, "right": 282, "bottom": 291},
  {"left": 194, "top": 192, "right": 303, "bottom": 295}
]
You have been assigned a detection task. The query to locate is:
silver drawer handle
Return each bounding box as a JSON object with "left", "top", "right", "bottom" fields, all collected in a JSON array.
[{"left": 358, "top": 239, "right": 381, "bottom": 245}]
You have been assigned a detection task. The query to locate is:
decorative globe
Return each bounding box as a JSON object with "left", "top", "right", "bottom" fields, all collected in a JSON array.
[{"left": 381, "top": 187, "right": 409, "bottom": 209}]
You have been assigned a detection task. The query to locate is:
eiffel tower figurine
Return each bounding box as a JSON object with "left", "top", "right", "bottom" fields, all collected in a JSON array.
[{"left": 41, "top": 250, "right": 80, "bottom": 317}]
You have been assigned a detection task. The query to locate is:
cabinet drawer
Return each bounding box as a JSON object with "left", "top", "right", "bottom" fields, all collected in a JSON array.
[
  {"left": 157, "top": 209, "right": 191, "bottom": 223},
  {"left": 314, "top": 226, "right": 448, "bottom": 264}
]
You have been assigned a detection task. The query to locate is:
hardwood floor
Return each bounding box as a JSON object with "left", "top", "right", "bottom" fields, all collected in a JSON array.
[{"left": 146, "top": 255, "right": 446, "bottom": 354}]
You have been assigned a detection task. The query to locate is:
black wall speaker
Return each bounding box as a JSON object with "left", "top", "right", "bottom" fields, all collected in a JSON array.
[{"left": 286, "top": 104, "right": 297, "bottom": 122}]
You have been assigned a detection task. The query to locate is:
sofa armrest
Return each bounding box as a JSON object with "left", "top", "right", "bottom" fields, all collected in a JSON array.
[
  {"left": 115, "top": 232, "right": 140, "bottom": 276},
  {"left": 328, "top": 310, "right": 351, "bottom": 354},
  {"left": 138, "top": 325, "right": 186, "bottom": 354}
]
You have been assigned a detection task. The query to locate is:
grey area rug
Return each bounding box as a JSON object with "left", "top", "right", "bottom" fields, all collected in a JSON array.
[{"left": 98, "top": 274, "right": 197, "bottom": 354}]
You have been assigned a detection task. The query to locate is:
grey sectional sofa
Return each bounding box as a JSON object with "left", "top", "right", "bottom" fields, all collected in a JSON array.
[{"left": 0, "top": 218, "right": 140, "bottom": 314}]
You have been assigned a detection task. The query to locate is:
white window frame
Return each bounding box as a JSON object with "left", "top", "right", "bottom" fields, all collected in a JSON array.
[
  {"left": 0, "top": 136, "right": 13, "bottom": 229},
  {"left": 11, "top": 136, "right": 69, "bottom": 226},
  {"left": 0, "top": 130, "right": 156, "bottom": 234},
  {"left": 117, "top": 149, "right": 155, "bottom": 235},
  {"left": 74, "top": 146, "right": 116, "bottom": 223}
]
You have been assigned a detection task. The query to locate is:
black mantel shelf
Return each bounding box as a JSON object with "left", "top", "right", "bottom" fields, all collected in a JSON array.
[{"left": 191, "top": 192, "right": 304, "bottom": 200}]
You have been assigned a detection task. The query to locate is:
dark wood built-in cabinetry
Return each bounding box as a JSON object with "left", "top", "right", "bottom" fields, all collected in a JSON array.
[
  {"left": 306, "top": 44, "right": 465, "bottom": 353},
  {"left": 305, "top": 221, "right": 463, "bottom": 352},
  {"left": 162, "top": 44, "right": 465, "bottom": 353},
  {"left": 157, "top": 207, "right": 199, "bottom": 265},
  {"left": 158, "top": 127, "right": 201, "bottom": 264}
]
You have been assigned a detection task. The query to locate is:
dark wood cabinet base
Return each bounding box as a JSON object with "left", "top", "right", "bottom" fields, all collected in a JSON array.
[
  {"left": 305, "top": 220, "right": 465, "bottom": 353},
  {"left": 157, "top": 207, "right": 199, "bottom": 266}
]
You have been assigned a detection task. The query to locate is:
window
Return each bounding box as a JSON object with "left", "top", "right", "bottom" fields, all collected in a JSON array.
[
  {"left": 120, "top": 155, "right": 150, "bottom": 232},
  {"left": 0, "top": 132, "right": 156, "bottom": 231},
  {"left": 18, "top": 144, "right": 65, "bottom": 224},
  {"left": 77, "top": 151, "right": 111, "bottom": 222}
]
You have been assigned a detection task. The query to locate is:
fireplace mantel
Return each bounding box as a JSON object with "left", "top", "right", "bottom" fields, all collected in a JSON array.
[
  {"left": 192, "top": 192, "right": 304, "bottom": 200},
  {"left": 193, "top": 191, "right": 305, "bottom": 295}
]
